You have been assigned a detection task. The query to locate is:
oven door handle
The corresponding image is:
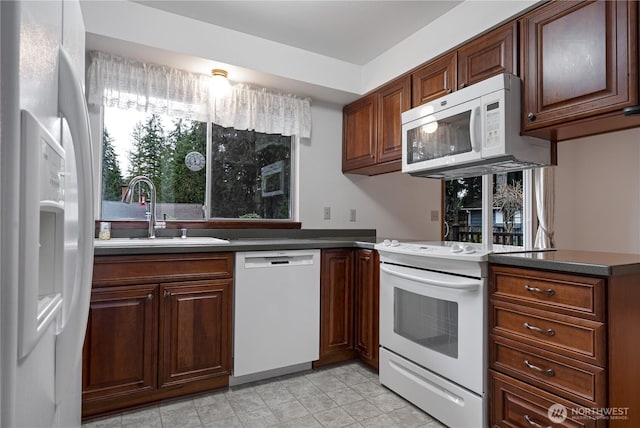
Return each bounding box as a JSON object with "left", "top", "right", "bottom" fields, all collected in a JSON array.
[{"left": 380, "top": 265, "right": 480, "bottom": 291}]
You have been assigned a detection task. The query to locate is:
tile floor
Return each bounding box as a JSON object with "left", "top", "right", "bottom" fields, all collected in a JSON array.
[{"left": 81, "top": 361, "right": 448, "bottom": 428}]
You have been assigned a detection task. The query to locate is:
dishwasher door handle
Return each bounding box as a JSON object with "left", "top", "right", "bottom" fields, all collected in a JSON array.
[{"left": 242, "top": 251, "right": 317, "bottom": 268}]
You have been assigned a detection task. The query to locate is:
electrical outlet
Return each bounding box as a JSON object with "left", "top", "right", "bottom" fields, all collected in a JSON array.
[
  {"left": 349, "top": 209, "right": 356, "bottom": 222},
  {"left": 323, "top": 207, "right": 331, "bottom": 220},
  {"left": 430, "top": 210, "right": 439, "bottom": 221}
]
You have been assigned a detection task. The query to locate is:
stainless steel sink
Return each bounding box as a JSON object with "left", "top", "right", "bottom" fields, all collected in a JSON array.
[{"left": 94, "top": 236, "right": 230, "bottom": 248}]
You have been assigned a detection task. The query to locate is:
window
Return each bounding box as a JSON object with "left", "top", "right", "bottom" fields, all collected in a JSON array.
[
  {"left": 444, "top": 171, "right": 530, "bottom": 246},
  {"left": 100, "top": 108, "right": 293, "bottom": 221},
  {"left": 209, "top": 124, "right": 292, "bottom": 219}
]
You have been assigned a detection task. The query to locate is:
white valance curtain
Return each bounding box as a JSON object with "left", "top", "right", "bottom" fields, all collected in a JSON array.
[
  {"left": 86, "top": 51, "right": 312, "bottom": 138},
  {"left": 534, "top": 167, "right": 555, "bottom": 249},
  {"left": 212, "top": 85, "right": 311, "bottom": 139}
]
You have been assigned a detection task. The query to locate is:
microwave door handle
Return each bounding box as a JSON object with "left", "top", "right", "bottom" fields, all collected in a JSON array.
[
  {"left": 469, "top": 106, "right": 480, "bottom": 152},
  {"left": 380, "top": 265, "right": 479, "bottom": 291}
]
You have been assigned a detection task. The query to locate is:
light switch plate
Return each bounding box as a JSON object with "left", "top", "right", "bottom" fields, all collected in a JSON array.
[
  {"left": 349, "top": 209, "right": 356, "bottom": 222},
  {"left": 430, "top": 210, "right": 439, "bottom": 221}
]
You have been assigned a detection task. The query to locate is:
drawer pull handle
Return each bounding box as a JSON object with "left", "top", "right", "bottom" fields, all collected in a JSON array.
[
  {"left": 524, "top": 322, "right": 555, "bottom": 336},
  {"left": 524, "top": 359, "right": 555, "bottom": 376},
  {"left": 524, "top": 284, "right": 555, "bottom": 296},
  {"left": 524, "top": 414, "right": 551, "bottom": 428}
]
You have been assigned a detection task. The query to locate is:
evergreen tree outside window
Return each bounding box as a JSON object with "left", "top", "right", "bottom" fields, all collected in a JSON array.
[{"left": 210, "top": 124, "right": 291, "bottom": 220}]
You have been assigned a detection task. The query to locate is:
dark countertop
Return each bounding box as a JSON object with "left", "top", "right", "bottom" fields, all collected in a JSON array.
[
  {"left": 489, "top": 249, "right": 640, "bottom": 277},
  {"left": 94, "top": 233, "right": 380, "bottom": 256}
]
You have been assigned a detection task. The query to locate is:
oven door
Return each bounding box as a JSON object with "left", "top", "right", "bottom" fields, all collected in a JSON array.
[
  {"left": 402, "top": 97, "right": 482, "bottom": 175},
  {"left": 379, "top": 262, "right": 485, "bottom": 395}
]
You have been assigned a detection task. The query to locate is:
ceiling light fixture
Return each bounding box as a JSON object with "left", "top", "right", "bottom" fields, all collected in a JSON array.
[{"left": 211, "top": 68, "right": 231, "bottom": 97}]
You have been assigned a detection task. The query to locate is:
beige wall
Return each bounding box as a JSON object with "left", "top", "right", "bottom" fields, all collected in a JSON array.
[
  {"left": 298, "top": 102, "right": 442, "bottom": 240},
  {"left": 554, "top": 128, "right": 640, "bottom": 254}
]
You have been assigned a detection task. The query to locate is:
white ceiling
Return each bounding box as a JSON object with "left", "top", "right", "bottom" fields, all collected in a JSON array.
[
  {"left": 84, "top": 1, "right": 534, "bottom": 104},
  {"left": 132, "top": 1, "right": 462, "bottom": 65}
]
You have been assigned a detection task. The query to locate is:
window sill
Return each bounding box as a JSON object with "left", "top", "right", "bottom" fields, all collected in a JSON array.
[{"left": 95, "top": 220, "right": 302, "bottom": 231}]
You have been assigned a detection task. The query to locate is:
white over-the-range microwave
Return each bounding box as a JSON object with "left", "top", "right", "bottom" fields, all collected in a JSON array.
[{"left": 401, "top": 73, "right": 550, "bottom": 179}]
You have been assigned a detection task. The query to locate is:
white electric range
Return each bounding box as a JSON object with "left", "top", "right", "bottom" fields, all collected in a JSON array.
[{"left": 374, "top": 240, "right": 538, "bottom": 428}]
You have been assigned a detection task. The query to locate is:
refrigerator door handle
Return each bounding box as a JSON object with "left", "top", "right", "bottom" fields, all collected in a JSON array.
[{"left": 57, "top": 47, "right": 94, "bottom": 362}]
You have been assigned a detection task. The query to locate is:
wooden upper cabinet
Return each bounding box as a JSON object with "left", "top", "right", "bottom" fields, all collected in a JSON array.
[
  {"left": 343, "top": 93, "right": 377, "bottom": 171},
  {"left": 377, "top": 77, "right": 411, "bottom": 164},
  {"left": 411, "top": 52, "right": 457, "bottom": 107},
  {"left": 457, "top": 22, "right": 517, "bottom": 89},
  {"left": 342, "top": 75, "right": 410, "bottom": 175},
  {"left": 521, "top": 0, "right": 638, "bottom": 132}
]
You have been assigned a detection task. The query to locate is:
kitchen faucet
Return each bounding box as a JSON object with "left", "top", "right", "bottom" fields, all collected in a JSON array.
[{"left": 122, "top": 175, "right": 166, "bottom": 238}]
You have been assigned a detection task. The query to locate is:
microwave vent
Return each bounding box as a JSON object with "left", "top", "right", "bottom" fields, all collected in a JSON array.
[{"left": 409, "top": 155, "right": 547, "bottom": 180}]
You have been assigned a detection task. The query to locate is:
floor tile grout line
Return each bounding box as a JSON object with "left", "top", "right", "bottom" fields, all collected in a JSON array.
[{"left": 82, "top": 361, "right": 444, "bottom": 428}]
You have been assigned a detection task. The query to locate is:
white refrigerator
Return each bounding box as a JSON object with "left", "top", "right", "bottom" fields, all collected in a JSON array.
[{"left": 0, "top": 1, "right": 95, "bottom": 427}]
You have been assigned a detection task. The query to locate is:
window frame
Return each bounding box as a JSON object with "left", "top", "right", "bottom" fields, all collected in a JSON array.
[
  {"left": 441, "top": 170, "right": 535, "bottom": 247},
  {"left": 91, "top": 106, "right": 300, "bottom": 227}
]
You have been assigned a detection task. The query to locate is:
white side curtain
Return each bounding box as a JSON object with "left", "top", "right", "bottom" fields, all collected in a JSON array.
[
  {"left": 86, "top": 51, "right": 312, "bottom": 138},
  {"left": 534, "top": 167, "right": 555, "bottom": 248}
]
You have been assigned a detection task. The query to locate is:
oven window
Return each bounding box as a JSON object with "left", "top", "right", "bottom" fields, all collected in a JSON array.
[
  {"left": 406, "top": 110, "right": 472, "bottom": 164},
  {"left": 394, "top": 288, "right": 458, "bottom": 358}
]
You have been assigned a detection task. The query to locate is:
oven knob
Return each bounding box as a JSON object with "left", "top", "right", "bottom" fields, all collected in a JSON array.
[
  {"left": 382, "top": 239, "right": 391, "bottom": 246},
  {"left": 463, "top": 245, "right": 476, "bottom": 254},
  {"left": 450, "top": 244, "right": 463, "bottom": 253},
  {"left": 390, "top": 240, "right": 400, "bottom": 247}
]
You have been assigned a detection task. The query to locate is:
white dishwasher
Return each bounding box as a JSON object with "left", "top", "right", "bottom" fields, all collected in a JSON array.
[{"left": 233, "top": 250, "right": 320, "bottom": 378}]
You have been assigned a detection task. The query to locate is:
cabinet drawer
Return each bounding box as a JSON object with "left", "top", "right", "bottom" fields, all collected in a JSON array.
[
  {"left": 93, "top": 253, "right": 234, "bottom": 286},
  {"left": 490, "top": 370, "right": 605, "bottom": 428},
  {"left": 490, "top": 266, "right": 605, "bottom": 321},
  {"left": 491, "top": 300, "right": 606, "bottom": 366},
  {"left": 491, "top": 335, "right": 606, "bottom": 407}
]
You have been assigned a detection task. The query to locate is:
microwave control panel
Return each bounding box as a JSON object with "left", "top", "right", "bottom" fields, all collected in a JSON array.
[{"left": 484, "top": 101, "right": 501, "bottom": 147}]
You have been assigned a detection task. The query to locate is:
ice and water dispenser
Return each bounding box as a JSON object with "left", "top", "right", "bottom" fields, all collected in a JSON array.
[{"left": 19, "top": 111, "right": 65, "bottom": 358}]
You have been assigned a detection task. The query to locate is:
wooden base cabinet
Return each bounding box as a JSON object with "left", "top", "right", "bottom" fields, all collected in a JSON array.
[
  {"left": 354, "top": 249, "right": 379, "bottom": 370},
  {"left": 82, "top": 284, "right": 158, "bottom": 404},
  {"left": 82, "top": 253, "right": 233, "bottom": 419},
  {"left": 490, "top": 264, "right": 640, "bottom": 428},
  {"left": 315, "top": 249, "right": 380, "bottom": 370},
  {"left": 159, "top": 280, "right": 232, "bottom": 389},
  {"left": 316, "top": 249, "right": 356, "bottom": 366}
]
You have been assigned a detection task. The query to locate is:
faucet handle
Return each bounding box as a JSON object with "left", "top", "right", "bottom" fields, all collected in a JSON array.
[{"left": 181, "top": 228, "right": 188, "bottom": 239}]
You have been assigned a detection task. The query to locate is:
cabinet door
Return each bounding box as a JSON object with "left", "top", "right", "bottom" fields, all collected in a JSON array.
[
  {"left": 158, "top": 280, "right": 232, "bottom": 388},
  {"left": 343, "top": 93, "right": 377, "bottom": 171},
  {"left": 377, "top": 76, "right": 411, "bottom": 165},
  {"left": 316, "top": 249, "right": 356, "bottom": 366},
  {"left": 457, "top": 22, "right": 517, "bottom": 89},
  {"left": 82, "top": 285, "right": 158, "bottom": 406},
  {"left": 354, "top": 249, "right": 379, "bottom": 370},
  {"left": 521, "top": 0, "right": 638, "bottom": 131},
  {"left": 411, "top": 52, "right": 457, "bottom": 107}
]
